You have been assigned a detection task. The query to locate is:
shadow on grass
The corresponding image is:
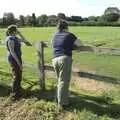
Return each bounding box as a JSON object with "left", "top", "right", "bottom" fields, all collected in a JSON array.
[
  {"left": 0, "top": 81, "right": 56, "bottom": 101},
  {"left": 68, "top": 91, "right": 120, "bottom": 119},
  {"left": 22, "top": 88, "right": 120, "bottom": 119},
  {"left": 26, "top": 88, "right": 120, "bottom": 119},
  {"left": 0, "top": 84, "right": 11, "bottom": 97},
  {"left": 0, "top": 82, "right": 119, "bottom": 119},
  {"left": 0, "top": 70, "right": 11, "bottom": 77}
]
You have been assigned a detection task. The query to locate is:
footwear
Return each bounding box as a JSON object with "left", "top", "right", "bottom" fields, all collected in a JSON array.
[
  {"left": 10, "top": 93, "right": 21, "bottom": 101},
  {"left": 61, "top": 103, "right": 72, "bottom": 109},
  {"left": 11, "top": 96, "right": 20, "bottom": 101}
]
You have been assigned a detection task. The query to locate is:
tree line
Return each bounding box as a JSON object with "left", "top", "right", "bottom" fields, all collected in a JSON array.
[{"left": 0, "top": 7, "right": 120, "bottom": 27}]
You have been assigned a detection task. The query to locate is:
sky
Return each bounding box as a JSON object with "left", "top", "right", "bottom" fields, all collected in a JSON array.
[{"left": 0, "top": 0, "right": 120, "bottom": 18}]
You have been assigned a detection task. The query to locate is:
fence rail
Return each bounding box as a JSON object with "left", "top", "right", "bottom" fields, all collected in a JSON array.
[
  {"left": 37, "top": 41, "right": 120, "bottom": 90},
  {"left": 1, "top": 42, "right": 120, "bottom": 90},
  {"left": 44, "top": 64, "right": 119, "bottom": 84},
  {"left": 93, "top": 47, "right": 120, "bottom": 55}
]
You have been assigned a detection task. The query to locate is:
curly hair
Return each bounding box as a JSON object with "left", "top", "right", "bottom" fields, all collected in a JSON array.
[{"left": 6, "top": 25, "right": 17, "bottom": 36}]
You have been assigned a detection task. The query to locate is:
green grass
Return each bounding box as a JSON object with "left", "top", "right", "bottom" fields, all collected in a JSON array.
[
  {"left": 1, "top": 26, "right": 120, "bottom": 77},
  {"left": 73, "top": 52, "right": 120, "bottom": 78},
  {"left": 1, "top": 26, "right": 120, "bottom": 47},
  {"left": 0, "top": 63, "right": 120, "bottom": 120},
  {"left": 70, "top": 27, "right": 120, "bottom": 47},
  {"left": 0, "top": 26, "right": 120, "bottom": 120}
]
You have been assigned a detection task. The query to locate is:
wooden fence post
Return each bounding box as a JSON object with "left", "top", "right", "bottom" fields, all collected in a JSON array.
[{"left": 38, "top": 41, "right": 45, "bottom": 91}]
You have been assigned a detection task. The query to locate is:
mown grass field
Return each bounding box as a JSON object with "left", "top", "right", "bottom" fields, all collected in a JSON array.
[
  {"left": 0, "top": 27, "right": 120, "bottom": 120},
  {"left": 1, "top": 27, "right": 120, "bottom": 78}
]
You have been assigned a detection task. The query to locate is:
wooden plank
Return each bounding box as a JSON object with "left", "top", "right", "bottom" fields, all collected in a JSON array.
[
  {"left": 2, "top": 41, "right": 120, "bottom": 55},
  {"left": 44, "top": 65, "right": 119, "bottom": 84},
  {"left": 38, "top": 41, "right": 45, "bottom": 91},
  {"left": 94, "top": 47, "right": 120, "bottom": 55},
  {"left": 74, "top": 45, "right": 120, "bottom": 55},
  {"left": 41, "top": 41, "right": 120, "bottom": 55}
]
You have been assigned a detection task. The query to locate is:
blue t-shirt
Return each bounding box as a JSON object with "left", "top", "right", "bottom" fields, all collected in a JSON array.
[
  {"left": 52, "top": 31, "right": 77, "bottom": 58},
  {"left": 6, "top": 36, "right": 22, "bottom": 63}
]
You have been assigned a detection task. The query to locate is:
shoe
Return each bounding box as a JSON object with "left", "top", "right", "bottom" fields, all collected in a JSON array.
[
  {"left": 62, "top": 103, "right": 72, "bottom": 109},
  {"left": 10, "top": 93, "right": 21, "bottom": 101}
]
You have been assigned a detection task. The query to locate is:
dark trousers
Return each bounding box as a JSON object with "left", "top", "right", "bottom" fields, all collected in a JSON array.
[{"left": 10, "top": 60, "right": 22, "bottom": 96}]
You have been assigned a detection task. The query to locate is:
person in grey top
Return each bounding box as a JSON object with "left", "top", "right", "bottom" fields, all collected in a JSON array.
[{"left": 6, "top": 25, "right": 32, "bottom": 100}]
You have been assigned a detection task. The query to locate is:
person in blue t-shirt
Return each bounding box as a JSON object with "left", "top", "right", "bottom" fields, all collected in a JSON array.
[
  {"left": 6, "top": 25, "right": 32, "bottom": 99},
  {"left": 52, "top": 20, "right": 83, "bottom": 108}
]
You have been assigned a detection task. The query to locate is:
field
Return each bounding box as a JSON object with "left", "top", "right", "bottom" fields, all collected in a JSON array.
[
  {"left": 0, "top": 27, "right": 120, "bottom": 120},
  {"left": 1, "top": 27, "right": 120, "bottom": 78}
]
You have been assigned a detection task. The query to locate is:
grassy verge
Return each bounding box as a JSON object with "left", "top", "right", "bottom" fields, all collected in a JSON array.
[
  {"left": 0, "top": 27, "right": 120, "bottom": 119},
  {"left": 0, "top": 61, "right": 120, "bottom": 120}
]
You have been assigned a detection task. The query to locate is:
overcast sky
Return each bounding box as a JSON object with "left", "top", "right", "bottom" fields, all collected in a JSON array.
[{"left": 1, "top": 0, "right": 120, "bottom": 18}]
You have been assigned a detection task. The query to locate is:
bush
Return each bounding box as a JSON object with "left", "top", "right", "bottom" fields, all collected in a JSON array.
[{"left": 68, "top": 21, "right": 120, "bottom": 27}]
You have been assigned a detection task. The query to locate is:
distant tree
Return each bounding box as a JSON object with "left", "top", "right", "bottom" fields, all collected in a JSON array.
[
  {"left": 103, "top": 7, "right": 120, "bottom": 22},
  {"left": 82, "top": 17, "right": 88, "bottom": 21},
  {"left": 25, "top": 15, "right": 33, "bottom": 26},
  {"left": 37, "top": 14, "right": 48, "bottom": 26},
  {"left": 97, "top": 15, "right": 105, "bottom": 22},
  {"left": 0, "top": 18, "right": 3, "bottom": 26},
  {"left": 48, "top": 15, "right": 56, "bottom": 19},
  {"left": 47, "top": 15, "right": 57, "bottom": 26},
  {"left": 66, "top": 16, "right": 71, "bottom": 21},
  {"left": 88, "top": 16, "right": 97, "bottom": 22},
  {"left": 31, "top": 13, "right": 37, "bottom": 26},
  {"left": 3, "top": 12, "right": 16, "bottom": 25},
  {"left": 104, "top": 7, "right": 120, "bottom": 15},
  {"left": 70, "top": 16, "right": 83, "bottom": 22},
  {"left": 19, "top": 15, "right": 25, "bottom": 26},
  {"left": 103, "top": 13, "right": 119, "bottom": 22}
]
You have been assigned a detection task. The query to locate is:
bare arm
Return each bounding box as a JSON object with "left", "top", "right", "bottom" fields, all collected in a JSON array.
[
  {"left": 74, "top": 39, "right": 84, "bottom": 47},
  {"left": 75, "top": 45, "right": 95, "bottom": 52},
  {"left": 17, "top": 31, "right": 32, "bottom": 46},
  {"left": 8, "top": 40, "right": 22, "bottom": 69},
  {"left": 73, "top": 39, "right": 94, "bottom": 52}
]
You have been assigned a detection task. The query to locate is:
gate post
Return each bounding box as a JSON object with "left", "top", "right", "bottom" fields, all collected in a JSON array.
[{"left": 38, "top": 41, "right": 45, "bottom": 91}]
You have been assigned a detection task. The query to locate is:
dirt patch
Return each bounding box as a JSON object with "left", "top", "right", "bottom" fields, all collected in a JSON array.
[
  {"left": 0, "top": 98, "right": 36, "bottom": 120},
  {"left": 46, "top": 71, "right": 115, "bottom": 92},
  {"left": 72, "top": 76, "right": 115, "bottom": 92}
]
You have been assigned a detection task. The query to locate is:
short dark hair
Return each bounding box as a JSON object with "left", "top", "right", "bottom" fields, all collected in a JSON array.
[
  {"left": 6, "top": 24, "right": 17, "bottom": 36},
  {"left": 57, "top": 20, "right": 68, "bottom": 32}
]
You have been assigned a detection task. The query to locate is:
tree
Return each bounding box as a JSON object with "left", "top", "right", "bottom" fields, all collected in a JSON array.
[
  {"left": 19, "top": 15, "right": 25, "bottom": 26},
  {"left": 0, "top": 18, "right": 3, "bottom": 26},
  {"left": 88, "top": 16, "right": 97, "bottom": 22},
  {"left": 103, "top": 13, "right": 119, "bottom": 22},
  {"left": 25, "top": 15, "right": 33, "bottom": 26},
  {"left": 37, "top": 14, "right": 48, "bottom": 26},
  {"left": 31, "top": 13, "right": 37, "bottom": 26},
  {"left": 47, "top": 15, "right": 57, "bottom": 26},
  {"left": 3, "top": 12, "right": 16, "bottom": 25},
  {"left": 104, "top": 7, "right": 120, "bottom": 15},
  {"left": 103, "top": 7, "right": 120, "bottom": 22},
  {"left": 70, "top": 16, "right": 83, "bottom": 22},
  {"left": 82, "top": 17, "right": 88, "bottom": 21}
]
